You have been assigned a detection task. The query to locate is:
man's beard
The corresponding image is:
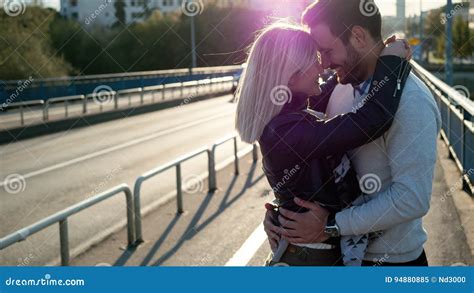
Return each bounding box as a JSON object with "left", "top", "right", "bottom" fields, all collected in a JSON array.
[{"left": 337, "top": 43, "right": 367, "bottom": 85}]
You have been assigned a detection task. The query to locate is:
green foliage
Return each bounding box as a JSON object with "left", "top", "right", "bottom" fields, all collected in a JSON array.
[
  {"left": 0, "top": 7, "right": 72, "bottom": 80},
  {"left": 50, "top": 5, "right": 267, "bottom": 75},
  {"left": 0, "top": 4, "right": 274, "bottom": 79},
  {"left": 453, "top": 16, "right": 472, "bottom": 58}
]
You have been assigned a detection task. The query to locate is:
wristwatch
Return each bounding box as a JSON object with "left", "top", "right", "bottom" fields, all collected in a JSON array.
[{"left": 324, "top": 218, "right": 340, "bottom": 238}]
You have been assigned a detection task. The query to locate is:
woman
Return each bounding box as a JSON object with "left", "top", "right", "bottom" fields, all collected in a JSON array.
[{"left": 235, "top": 22, "right": 411, "bottom": 266}]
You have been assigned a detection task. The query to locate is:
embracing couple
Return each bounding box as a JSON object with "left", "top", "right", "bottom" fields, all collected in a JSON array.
[{"left": 235, "top": 0, "right": 442, "bottom": 266}]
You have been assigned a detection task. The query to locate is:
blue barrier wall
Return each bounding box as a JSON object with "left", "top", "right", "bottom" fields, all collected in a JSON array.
[{"left": 0, "top": 67, "right": 243, "bottom": 103}]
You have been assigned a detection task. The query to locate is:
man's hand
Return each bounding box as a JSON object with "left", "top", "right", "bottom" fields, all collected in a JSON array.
[
  {"left": 263, "top": 202, "right": 280, "bottom": 252},
  {"left": 276, "top": 198, "right": 330, "bottom": 244}
]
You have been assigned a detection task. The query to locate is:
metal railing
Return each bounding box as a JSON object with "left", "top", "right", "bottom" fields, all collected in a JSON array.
[
  {"left": 43, "top": 95, "right": 86, "bottom": 121},
  {"left": 0, "top": 65, "right": 243, "bottom": 102},
  {"left": 0, "top": 134, "right": 259, "bottom": 265},
  {"left": 0, "top": 184, "right": 135, "bottom": 266},
  {"left": 1, "top": 65, "right": 242, "bottom": 86},
  {"left": 412, "top": 61, "right": 474, "bottom": 193},
  {"left": 1, "top": 76, "right": 235, "bottom": 127},
  {"left": 133, "top": 134, "right": 258, "bottom": 243},
  {"left": 2, "top": 100, "right": 44, "bottom": 126}
]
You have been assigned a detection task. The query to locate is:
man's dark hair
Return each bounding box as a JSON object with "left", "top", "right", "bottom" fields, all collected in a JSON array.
[{"left": 302, "top": 0, "right": 382, "bottom": 43}]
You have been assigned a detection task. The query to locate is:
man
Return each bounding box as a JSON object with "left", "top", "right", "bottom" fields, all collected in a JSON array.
[{"left": 263, "top": 0, "right": 441, "bottom": 266}]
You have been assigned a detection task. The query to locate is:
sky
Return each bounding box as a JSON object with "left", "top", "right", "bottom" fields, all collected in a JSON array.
[
  {"left": 376, "top": 0, "right": 462, "bottom": 17},
  {"left": 39, "top": 0, "right": 457, "bottom": 17}
]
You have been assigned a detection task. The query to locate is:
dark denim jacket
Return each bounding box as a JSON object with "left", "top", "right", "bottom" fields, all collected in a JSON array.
[{"left": 258, "top": 56, "right": 412, "bottom": 215}]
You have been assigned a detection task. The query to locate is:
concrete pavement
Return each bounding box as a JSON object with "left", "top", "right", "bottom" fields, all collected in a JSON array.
[{"left": 69, "top": 138, "right": 473, "bottom": 267}]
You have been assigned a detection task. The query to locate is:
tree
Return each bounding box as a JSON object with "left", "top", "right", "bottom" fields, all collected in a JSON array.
[
  {"left": 453, "top": 16, "right": 472, "bottom": 58},
  {"left": 0, "top": 7, "right": 72, "bottom": 80},
  {"left": 114, "top": 0, "right": 126, "bottom": 27}
]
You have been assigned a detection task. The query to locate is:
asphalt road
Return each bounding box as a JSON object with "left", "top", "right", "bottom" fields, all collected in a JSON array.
[{"left": 0, "top": 94, "right": 246, "bottom": 265}]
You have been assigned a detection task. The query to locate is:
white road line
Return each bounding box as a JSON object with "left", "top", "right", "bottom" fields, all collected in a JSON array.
[
  {"left": 225, "top": 223, "right": 267, "bottom": 266},
  {"left": 0, "top": 110, "right": 233, "bottom": 186}
]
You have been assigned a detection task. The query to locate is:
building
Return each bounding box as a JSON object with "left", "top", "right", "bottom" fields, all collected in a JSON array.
[
  {"left": 60, "top": 0, "right": 184, "bottom": 27},
  {"left": 396, "top": 0, "right": 406, "bottom": 24},
  {"left": 59, "top": 0, "right": 312, "bottom": 27}
]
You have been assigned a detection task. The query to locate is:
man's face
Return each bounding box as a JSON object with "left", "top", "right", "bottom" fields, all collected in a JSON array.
[{"left": 310, "top": 24, "right": 365, "bottom": 85}]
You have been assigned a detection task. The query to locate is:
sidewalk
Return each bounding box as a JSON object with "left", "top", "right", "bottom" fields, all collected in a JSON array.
[
  {"left": 71, "top": 153, "right": 272, "bottom": 266},
  {"left": 427, "top": 139, "right": 474, "bottom": 265},
  {"left": 70, "top": 138, "right": 473, "bottom": 266}
]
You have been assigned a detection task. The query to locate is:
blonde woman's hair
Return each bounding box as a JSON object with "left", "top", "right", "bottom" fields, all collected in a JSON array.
[{"left": 235, "top": 21, "right": 318, "bottom": 143}]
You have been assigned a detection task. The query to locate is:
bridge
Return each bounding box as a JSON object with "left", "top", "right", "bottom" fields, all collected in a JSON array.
[{"left": 0, "top": 62, "right": 472, "bottom": 267}]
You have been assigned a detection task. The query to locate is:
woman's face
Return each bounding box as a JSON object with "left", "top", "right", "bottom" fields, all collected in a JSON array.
[{"left": 289, "top": 59, "right": 323, "bottom": 97}]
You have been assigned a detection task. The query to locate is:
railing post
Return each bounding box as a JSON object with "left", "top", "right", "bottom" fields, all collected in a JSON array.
[
  {"left": 140, "top": 88, "right": 144, "bottom": 105},
  {"left": 162, "top": 84, "right": 166, "bottom": 101},
  {"left": 59, "top": 219, "right": 69, "bottom": 266},
  {"left": 208, "top": 149, "right": 216, "bottom": 191},
  {"left": 233, "top": 137, "right": 239, "bottom": 175},
  {"left": 43, "top": 102, "right": 49, "bottom": 121},
  {"left": 181, "top": 82, "right": 184, "bottom": 98},
  {"left": 82, "top": 95, "right": 87, "bottom": 114},
  {"left": 133, "top": 179, "right": 144, "bottom": 244},
  {"left": 176, "top": 164, "right": 184, "bottom": 213},
  {"left": 121, "top": 188, "right": 135, "bottom": 247},
  {"left": 65, "top": 100, "right": 69, "bottom": 118},
  {"left": 252, "top": 144, "right": 259, "bottom": 162},
  {"left": 114, "top": 92, "right": 119, "bottom": 110},
  {"left": 20, "top": 104, "right": 24, "bottom": 126},
  {"left": 447, "top": 97, "right": 453, "bottom": 159},
  {"left": 462, "top": 110, "right": 472, "bottom": 192}
]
